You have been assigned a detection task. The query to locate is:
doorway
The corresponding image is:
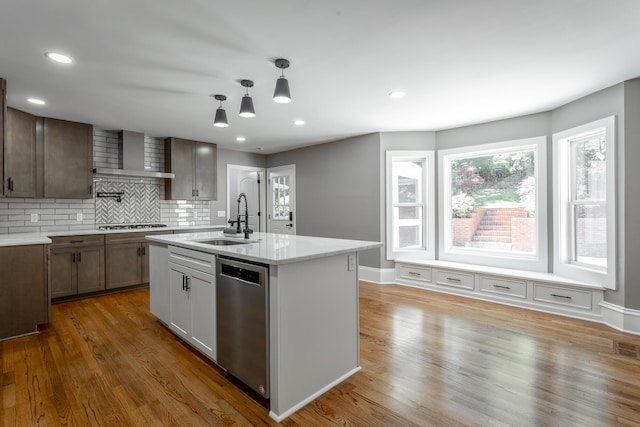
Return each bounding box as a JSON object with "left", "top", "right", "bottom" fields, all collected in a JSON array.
[
  {"left": 267, "top": 164, "right": 296, "bottom": 235},
  {"left": 226, "top": 165, "right": 266, "bottom": 232}
]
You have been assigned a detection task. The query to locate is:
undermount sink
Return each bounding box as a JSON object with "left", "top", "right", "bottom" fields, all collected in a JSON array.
[{"left": 197, "top": 239, "right": 257, "bottom": 246}]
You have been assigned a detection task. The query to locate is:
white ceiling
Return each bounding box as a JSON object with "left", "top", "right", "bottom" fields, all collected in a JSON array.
[{"left": 1, "top": 1, "right": 640, "bottom": 154}]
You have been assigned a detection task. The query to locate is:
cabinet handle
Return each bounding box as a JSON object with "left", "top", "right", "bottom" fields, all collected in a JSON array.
[
  {"left": 70, "top": 240, "right": 83, "bottom": 243},
  {"left": 493, "top": 284, "right": 511, "bottom": 290},
  {"left": 137, "top": 247, "right": 141, "bottom": 256},
  {"left": 185, "top": 276, "right": 191, "bottom": 292},
  {"left": 182, "top": 275, "right": 186, "bottom": 291},
  {"left": 72, "top": 252, "right": 76, "bottom": 263},
  {"left": 551, "top": 293, "right": 572, "bottom": 300},
  {"left": 78, "top": 252, "right": 82, "bottom": 263},
  {"left": 191, "top": 189, "right": 195, "bottom": 197},
  {"left": 408, "top": 271, "right": 421, "bottom": 276},
  {"left": 142, "top": 247, "right": 146, "bottom": 256},
  {"left": 446, "top": 277, "right": 461, "bottom": 282},
  {"left": 7, "top": 177, "right": 13, "bottom": 191},
  {"left": 196, "top": 189, "right": 199, "bottom": 197},
  {"left": 89, "top": 184, "right": 93, "bottom": 195}
]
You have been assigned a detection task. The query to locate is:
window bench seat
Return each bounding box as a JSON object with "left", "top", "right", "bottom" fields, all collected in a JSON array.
[{"left": 395, "top": 258, "right": 605, "bottom": 322}]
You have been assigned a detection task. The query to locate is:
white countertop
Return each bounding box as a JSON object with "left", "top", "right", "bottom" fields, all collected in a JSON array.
[
  {"left": 146, "top": 231, "right": 382, "bottom": 265},
  {"left": 0, "top": 225, "right": 223, "bottom": 247}
]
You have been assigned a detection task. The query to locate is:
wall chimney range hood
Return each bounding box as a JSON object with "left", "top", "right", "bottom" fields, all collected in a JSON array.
[{"left": 93, "top": 130, "right": 175, "bottom": 179}]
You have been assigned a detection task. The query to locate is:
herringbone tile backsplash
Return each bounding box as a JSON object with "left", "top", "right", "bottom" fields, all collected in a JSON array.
[{"left": 95, "top": 181, "right": 161, "bottom": 224}]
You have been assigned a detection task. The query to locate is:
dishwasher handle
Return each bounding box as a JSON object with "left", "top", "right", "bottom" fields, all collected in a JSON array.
[{"left": 217, "top": 258, "right": 268, "bottom": 286}]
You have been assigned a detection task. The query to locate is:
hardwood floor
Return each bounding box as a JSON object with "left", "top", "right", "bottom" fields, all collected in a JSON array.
[{"left": 2, "top": 283, "right": 640, "bottom": 426}]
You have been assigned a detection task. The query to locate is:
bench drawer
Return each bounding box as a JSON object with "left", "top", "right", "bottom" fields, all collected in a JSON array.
[
  {"left": 533, "top": 284, "right": 592, "bottom": 310},
  {"left": 397, "top": 265, "right": 432, "bottom": 283},
  {"left": 478, "top": 276, "right": 527, "bottom": 299},
  {"left": 434, "top": 270, "right": 474, "bottom": 290}
]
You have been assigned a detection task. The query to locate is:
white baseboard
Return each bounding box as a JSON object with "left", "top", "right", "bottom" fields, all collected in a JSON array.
[
  {"left": 600, "top": 301, "right": 640, "bottom": 336},
  {"left": 358, "top": 266, "right": 396, "bottom": 284}
]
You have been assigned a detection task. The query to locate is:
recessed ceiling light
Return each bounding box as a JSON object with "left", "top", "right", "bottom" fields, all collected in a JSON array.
[
  {"left": 236, "top": 137, "right": 246, "bottom": 142},
  {"left": 389, "top": 91, "right": 406, "bottom": 99},
  {"left": 45, "top": 52, "right": 73, "bottom": 64},
  {"left": 293, "top": 119, "right": 305, "bottom": 126},
  {"left": 27, "top": 98, "right": 46, "bottom": 105}
]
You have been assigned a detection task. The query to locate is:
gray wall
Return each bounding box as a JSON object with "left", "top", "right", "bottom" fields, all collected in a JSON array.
[
  {"left": 210, "top": 148, "right": 266, "bottom": 227},
  {"left": 267, "top": 134, "right": 382, "bottom": 268}
]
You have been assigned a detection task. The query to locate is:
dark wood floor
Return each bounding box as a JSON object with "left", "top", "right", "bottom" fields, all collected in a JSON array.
[{"left": 2, "top": 283, "right": 640, "bottom": 426}]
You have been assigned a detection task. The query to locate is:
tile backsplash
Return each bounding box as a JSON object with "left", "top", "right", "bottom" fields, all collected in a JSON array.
[{"left": 0, "top": 129, "right": 212, "bottom": 234}]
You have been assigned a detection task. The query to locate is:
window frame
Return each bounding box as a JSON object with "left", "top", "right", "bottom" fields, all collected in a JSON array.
[
  {"left": 385, "top": 151, "right": 435, "bottom": 261},
  {"left": 438, "top": 136, "right": 548, "bottom": 272},
  {"left": 552, "top": 116, "right": 616, "bottom": 289}
]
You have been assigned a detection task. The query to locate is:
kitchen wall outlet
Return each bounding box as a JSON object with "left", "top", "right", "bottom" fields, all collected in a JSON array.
[
  {"left": 76, "top": 212, "right": 83, "bottom": 221},
  {"left": 30, "top": 213, "right": 39, "bottom": 223},
  {"left": 348, "top": 254, "right": 356, "bottom": 271},
  {"left": 217, "top": 210, "right": 226, "bottom": 218},
  {"left": 194, "top": 211, "right": 198, "bottom": 219}
]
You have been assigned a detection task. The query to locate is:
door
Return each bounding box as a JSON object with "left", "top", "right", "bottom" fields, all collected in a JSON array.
[
  {"left": 50, "top": 247, "right": 77, "bottom": 298},
  {"left": 4, "top": 108, "right": 37, "bottom": 198},
  {"left": 77, "top": 245, "right": 105, "bottom": 294},
  {"left": 194, "top": 141, "right": 217, "bottom": 200},
  {"left": 169, "top": 263, "right": 190, "bottom": 339},
  {"left": 105, "top": 243, "right": 141, "bottom": 289},
  {"left": 267, "top": 165, "right": 296, "bottom": 235},
  {"left": 166, "top": 138, "right": 195, "bottom": 200},
  {"left": 227, "top": 165, "right": 264, "bottom": 232},
  {"left": 189, "top": 269, "right": 216, "bottom": 359}
]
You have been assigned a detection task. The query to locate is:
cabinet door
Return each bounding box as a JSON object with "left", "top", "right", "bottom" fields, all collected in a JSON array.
[
  {"left": 0, "top": 78, "right": 5, "bottom": 197},
  {"left": 4, "top": 108, "right": 37, "bottom": 198},
  {"left": 141, "top": 242, "right": 150, "bottom": 284},
  {"left": 77, "top": 245, "right": 105, "bottom": 294},
  {"left": 50, "top": 247, "right": 77, "bottom": 298},
  {"left": 43, "top": 118, "right": 93, "bottom": 199},
  {"left": 189, "top": 269, "right": 216, "bottom": 359},
  {"left": 169, "top": 263, "right": 190, "bottom": 339},
  {"left": 165, "top": 138, "right": 195, "bottom": 200},
  {"left": 149, "top": 244, "right": 170, "bottom": 323},
  {"left": 194, "top": 141, "right": 217, "bottom": 201},
  {"left": 0, "top": 245, "right": 47, "bottom": 339},
  {"left": 105, "top": 243, "right": 141, "bottom": 289}
]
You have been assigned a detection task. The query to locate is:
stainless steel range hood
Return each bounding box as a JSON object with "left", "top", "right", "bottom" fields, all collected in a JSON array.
[{"left": 93, "top": 130, "right": 175, "bottom": 179}]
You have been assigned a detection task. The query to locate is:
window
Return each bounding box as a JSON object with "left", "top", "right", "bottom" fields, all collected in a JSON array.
[
  {"left": 386, "top": 151, "right": 435, "bottom": 260},
  {"left": 553, "top": 116, "right": 616, "bottom": 289},
  {"left": 439, "top": 137, "right": 547, "bottom": 271}
]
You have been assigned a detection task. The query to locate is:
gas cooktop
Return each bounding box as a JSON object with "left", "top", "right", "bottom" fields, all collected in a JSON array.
[{"left": 97, "top": 224, "right": 168, "bottom": 230}]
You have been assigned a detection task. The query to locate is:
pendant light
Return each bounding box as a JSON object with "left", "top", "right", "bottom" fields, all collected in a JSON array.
[
  {"left": 273, "top": 58, "right": 291, "bottom": 103},
  {"left": 213, "top": 94, "right": 229, "bottom": 127},
  {"left": 239, "top": 80, "right": 256, "bottom": 118}
]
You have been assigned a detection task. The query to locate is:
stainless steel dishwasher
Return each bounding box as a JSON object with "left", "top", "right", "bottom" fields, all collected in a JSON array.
[{"left": 216, "top": 256, "right": 269, "bottom": 398}]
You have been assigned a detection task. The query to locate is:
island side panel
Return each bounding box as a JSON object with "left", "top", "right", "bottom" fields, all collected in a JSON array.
[
  {"left": 149, "top": 243, "right": 170, "bottom": 323},
  {"left": 269, "top": 252, "right": 360, "bottom": 420}
]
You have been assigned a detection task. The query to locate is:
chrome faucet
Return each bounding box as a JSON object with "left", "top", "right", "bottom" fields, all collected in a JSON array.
[{"left": 236, "top": 193, "right": 253, "bottom": 238}]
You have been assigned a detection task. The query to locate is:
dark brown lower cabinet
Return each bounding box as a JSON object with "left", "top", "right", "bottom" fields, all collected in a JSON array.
[
  {"left": 0, "top": 244, "right": 48, "bottom": 339},
  {"left": 106, "top": 232, "right": 170, "bottom": 289},
  {"left": 50, "top": 235, "right": 105, "bottom": 299}
]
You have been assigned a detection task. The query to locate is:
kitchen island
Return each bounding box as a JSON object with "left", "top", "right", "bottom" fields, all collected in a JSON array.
[{"left": 146, "top": 231, "right": 382, "bottom": 422}]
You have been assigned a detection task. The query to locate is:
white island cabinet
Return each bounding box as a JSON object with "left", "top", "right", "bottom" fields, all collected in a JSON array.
[{"left": 146, "top": 231, "right": 382, "bottom": 422}]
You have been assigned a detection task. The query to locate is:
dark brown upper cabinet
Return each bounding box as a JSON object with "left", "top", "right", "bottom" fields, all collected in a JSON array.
[
  {"left": 165, "top": 137, "right": 217, "bottom": 201},
  {"left": 4, "top": 108, "right": 38, "bottom": 198},
  {"left": 43, "top": 117, "right": 93, "bottom": 199},
  {"left": 0, "top": 78, "right": 6, "bottom": 197}
]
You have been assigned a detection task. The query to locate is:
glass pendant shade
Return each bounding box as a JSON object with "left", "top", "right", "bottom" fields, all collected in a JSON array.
[
  {"left": 213, "top": 107, "right": 228, "bottom": 127},
  {"left": 239, "top": 95, "right": 256, "bottom": 118},
  {"left": 273, "top": 77, "right": 291, "bottom": 103}
]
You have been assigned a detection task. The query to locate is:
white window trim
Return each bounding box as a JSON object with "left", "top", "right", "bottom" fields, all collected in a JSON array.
[
  {"left": 385, "top": 151, "right": 435, "bottom": 261},
  {"left": 552, "top": 116, "right": 616, "bottom": 290},
  {"left": 438, "top": 136, "right": 548, "bottom": 272}
]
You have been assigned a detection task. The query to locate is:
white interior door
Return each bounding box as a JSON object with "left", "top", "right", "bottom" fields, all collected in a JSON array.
[
  {"left": 267, "top": 165, "right": 296, "bottom": 235},
  {"left": 227, "top": 165, "right": 265, "bottom": 232}
]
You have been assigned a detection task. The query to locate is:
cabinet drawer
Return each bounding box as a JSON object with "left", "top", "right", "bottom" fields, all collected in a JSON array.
[
  {"left": 51, "top": 234, "right": 105, "bottom": 248},
  {"left": 169, "top": 245, "right": 215, "bottom": 275},
  {"left": 533, "top": 284, "right": 592, "bottom": 310},
  {"left": 397, "top": 265, "right": 432, "bottom": 283},
  {"left": 478, "top": 276, "right": 526, "bottom": 299},
  {"left": 434, "top": 270, "right": 474, "bottom": 290}
]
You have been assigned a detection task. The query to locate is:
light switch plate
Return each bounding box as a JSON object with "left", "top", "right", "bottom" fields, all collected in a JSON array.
[
  {"left": 76, "top": 212, "right": 83, "bottom": 221},
  {"left": 30, "top": 213, "right": 38, "bottom": 223},
  {"left": 217, "top": 210, "right": 226, "bottom": 217}
]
